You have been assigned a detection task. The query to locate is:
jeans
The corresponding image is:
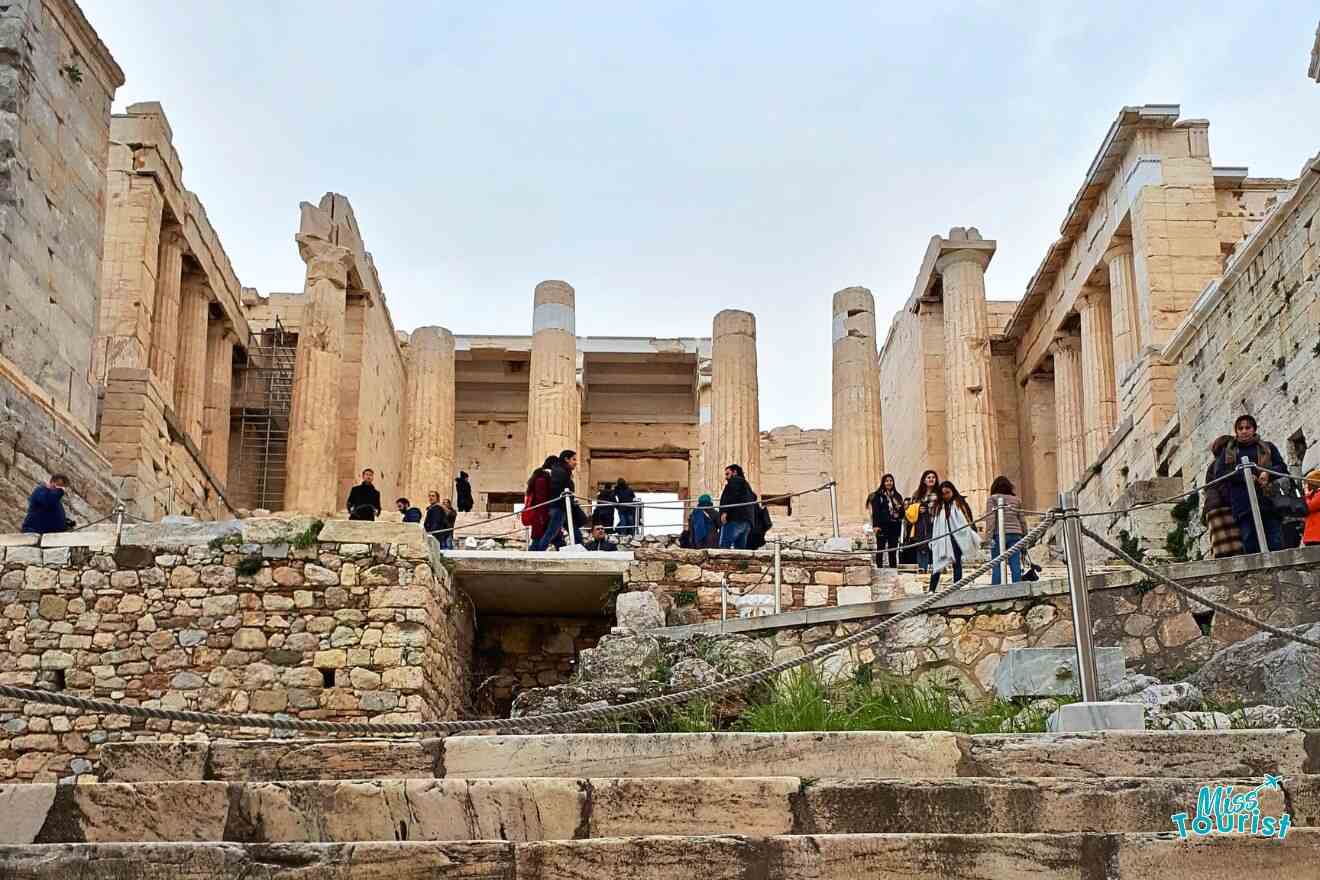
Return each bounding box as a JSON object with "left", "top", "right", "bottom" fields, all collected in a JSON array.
[
  {"left": 616, "top": 506, "right": 636, "bottom": 535},
  {"left": 438, "top": 534, "right": 453, "bottom": 550},
  {"left": 990, "top": 533, "right": 1023, "bottom": 585},
  {"left": 874, "top": 524, "right": 901, "bottom": 568},
  {"left": 719, "top": 520, "right": 750, "bottom": 549},
  {"left": 1235, "top": 510, "right": 1283, "bottom": 555},
  {"left": 531, "top": 505, "right": 580, "bottom": 551},
  {"left": 917, "top": 547, "right": 931, "bottom": 573},
  {"left": 929, "top": 540, "right": 962, "bottom": 592}
]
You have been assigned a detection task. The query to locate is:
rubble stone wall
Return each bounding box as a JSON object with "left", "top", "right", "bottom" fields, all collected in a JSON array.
[
  {"left": 0, "top": 518, "right": 474, "bottom": 782},
  {"left": 472, "top": 615, "right": 612, "bottom": 716}
]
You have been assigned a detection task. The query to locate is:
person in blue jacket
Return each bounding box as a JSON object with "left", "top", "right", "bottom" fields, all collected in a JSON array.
[{"left": 22, "top": 474, "right": 74, "bottom": 534}]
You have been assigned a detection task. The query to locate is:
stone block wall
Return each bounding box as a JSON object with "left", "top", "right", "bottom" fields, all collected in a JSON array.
[
  {"left": 0, "top": 518, "right": 474, "bottom": 782},
  {"left": 471, "top": 615, "right": 611, "bottom": 716}
]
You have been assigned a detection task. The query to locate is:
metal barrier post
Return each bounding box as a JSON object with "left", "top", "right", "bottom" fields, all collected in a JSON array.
[
  {"left": 1059, "top": 491, "right": 1100, "bottom": 703},
  {"left": 1241, "top": 456, "right": 1269, "bottom": 555},
  {"left": 828, "top": 481, "right": 840, "bottom": 538},
  {"left": 719, "top": 574, "right": 728, "bottom": 630},
  {"left": 636, "top": 502, "right": 644, "bottom": 538},
  {"left": 773, "top": 540, "right": 782, "bottom": 615},
  {"left": 563, "top": 492, "right": 579, "bottom": 548},
  {"left": 996, "top": 497, "right": 1008, "bottom": 584}
]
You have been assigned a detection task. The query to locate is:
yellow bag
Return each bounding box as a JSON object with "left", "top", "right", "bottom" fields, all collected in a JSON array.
[{"left": 904, "top": 501, "right": 920, "bottom": 524}]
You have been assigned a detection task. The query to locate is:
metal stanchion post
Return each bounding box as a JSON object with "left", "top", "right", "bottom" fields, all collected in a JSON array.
[
  {"left": 636, "top": 502, "right": 644, "bottom": 538},
  {"left": 773, "top": 540, "right": 782, "bottom": 615},
  {"left": 1060, "top": 491, "right": 1099, "bottom": 702},
  {"left": 563, "top": 492, "right": 579, "bottom": 548},
  {"left": 996, "top": 497, "right": 1008, "bottom": 585},
  {"left": 719, "top": 574, "right": 728, "bottom": 630},
  {"left": 828, "top": 481, "right": 840, "bottom": 538},
  {"left": 1241, "top": 456, "right": 1269, "bottom": 556}
]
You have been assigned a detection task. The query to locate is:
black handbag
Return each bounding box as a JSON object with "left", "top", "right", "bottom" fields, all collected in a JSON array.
[{"left": 1264, "top": 481, "right": 1309, "bottom": 520}]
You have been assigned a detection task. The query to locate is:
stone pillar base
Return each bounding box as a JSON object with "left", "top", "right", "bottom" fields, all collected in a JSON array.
[{"left": 1047, "top": 701, "right": 1145, "bottom": 732}]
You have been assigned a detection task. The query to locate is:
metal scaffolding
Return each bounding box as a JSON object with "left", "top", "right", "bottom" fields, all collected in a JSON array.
[{"left": 231, "top": 320, "right": 296, "bottom": 511}]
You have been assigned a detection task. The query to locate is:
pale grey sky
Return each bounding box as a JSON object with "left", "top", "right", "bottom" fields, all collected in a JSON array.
[{"left": 82, "top": 2, "right": 1320, "bottom": 429}]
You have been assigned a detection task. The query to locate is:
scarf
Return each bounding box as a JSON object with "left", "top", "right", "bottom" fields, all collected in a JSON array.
[{"left": 930, "top": 501, "right": 980, "bottom": 574}]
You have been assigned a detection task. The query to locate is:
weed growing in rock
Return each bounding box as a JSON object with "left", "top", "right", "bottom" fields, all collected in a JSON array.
[
  {"left": 290, "top": 520, "right": 324, "bottom": 550},
  {"left": 235, "top": 555, "right": 263, "bottom": 577}
]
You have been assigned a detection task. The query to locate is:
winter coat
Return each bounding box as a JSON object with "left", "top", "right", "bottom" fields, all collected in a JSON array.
[
  {"left": 1212, "top": 439, "right": 1285, "bottom": 518},
  {"left": 527, "top": 470, "right": 554, "bottom": 538},
  {"left": 984, "top": 494, "right": 1026, "bottom": 536},
  {"left": 592, "top": 491, "right": 616, "bottom": 528},
  {"left": 402, "top": 507, "right": 422, "bottom": 523},
  {"left": 455, "top": 474, "right": 474, "bottom": 513},
  {"left": 719, "top": 475, "right": 757, "bottom": 524},
  {"left": 424, "top": 503, "right": 446, "bottom": 534},
  {"left": 583, "top": 537, "right": 618, "bottom": 552},
  {"left": 347, "top": 483, "right": 381, "bottom": 520},
  {"left": 688, "top": 507, "right": 719, "bottom": 548},
  {"left": 870, "top": 489, "right": 905, "bottom": 529},
  {"left": 21, "top": 484, "right": 70, "bottom": 534},
  {"left": 1304, "top": 486, "right": 1320, "bottom": 546}
]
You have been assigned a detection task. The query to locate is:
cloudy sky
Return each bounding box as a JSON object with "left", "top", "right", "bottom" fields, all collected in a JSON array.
[{"left": 82, "top": 2, "right": 1319, "bottom": 429}]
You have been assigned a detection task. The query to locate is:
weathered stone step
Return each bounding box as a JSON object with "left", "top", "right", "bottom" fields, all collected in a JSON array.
[
  {"left": 99, "top": 729, "right": 1319, "bottom": 783},
  {"left": 2, "top": 832, "right": 1318, "bottom": 879},
  {"left": 4, "top": 776, "right": 1316, "bottom": 844}
]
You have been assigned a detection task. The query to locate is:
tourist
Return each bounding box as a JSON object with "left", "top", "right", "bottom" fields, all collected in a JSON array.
[
  {"left": 583, "top": 524, "right": 618, "bottom": 552},
  {"left": 681, "top": 494, "right": 720, "bottom": 548},
  {"left": 1202, "top": 436, "right": 1243, "bottom": 558},
  {"left": 524, "top": 456, "right": 558, "bottom": 549},
  {"left": 21, "top": 474, "right": 74, "bottom": 534},
  {"left": 613, "top": 478, "right": 637, "bottom": 535},
  {"left": 1303, "top": 468, "right": 1320, "bottom": 547},
  {"left": 397, "top": 498, "right": 422, "bottom": 523},
  {"left": 985, "top": 476, "right": 1025, "bottom": 584},
  {"left": 747, "top": 495, "right": 773, "bottom": 550},
  {"left": 347, "top": 469, "right": 381, "bottom": 521},
  {"left": 718, "top": 464, "right": 757, "bottom": 549},
  {"left": 870, "top": 473, "right": 904, "bottom": 568},
  {"left": 1209, "top": 415, "right": 1285, "bottom": 554},
  {"left": 424, "top": 491, "right": 451, "bottom": 549},
  {"left": 455, "top": 471, "right": 474, "bottom": 513},
  {"left": 928, "top": 480, "right": 979, "bottom": 593},
  {"left": 592, "top": 485, "right": 616, "bottom": 532},
  {"left": 530, "top": 450, "right": 585, "bottom": 551},
  {"left": 908, "top": 469, "right": 941, "bottom": 573}
]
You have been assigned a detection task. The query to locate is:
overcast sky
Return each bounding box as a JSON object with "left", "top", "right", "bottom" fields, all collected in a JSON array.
[{"left": 82, "top": 2, "right": 1319, "bottom": 430}]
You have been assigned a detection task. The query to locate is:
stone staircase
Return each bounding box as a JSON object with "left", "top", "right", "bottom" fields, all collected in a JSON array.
[{"left": 2, "top": 730, "right": 1318, "bottom": 877}]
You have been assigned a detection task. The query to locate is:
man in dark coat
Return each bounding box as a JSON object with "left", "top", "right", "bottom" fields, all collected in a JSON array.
[
  {"left": 1210, "top": 414, "right": 1286, "bottom": 554},
  {"left": 423, "top": 491, "right": 452, "bottom": 548},
  {"left": 530, "top": 450, "right": 585, "bottom": 550},
  {"left": 397, "top": 498, "right": 422, "bottom": 523},
  {"left": 718, "top": 464, "right": 757, "bottom": 549},
  {"left": 347, "top": 469, "right": 381, "bottom": 521},
  {"left": 583, "top": 525, "right": 618, "bottom": 551},
  {"left": 21, "top": 474, "right": 74, "bottom": 534},
  {"left": 613, "top": 478, "right": 637, "bottom": 535},
  {"left": 455, "top": 472, "right": 474, "bottom": 513}
]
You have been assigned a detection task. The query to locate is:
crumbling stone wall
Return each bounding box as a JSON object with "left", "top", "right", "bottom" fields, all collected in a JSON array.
[
  {"left": 0, "top": 518, "right": 473, "bottom": 782},
  {"left": 472, "top": 615, "right": 611, "bottom": 716}
]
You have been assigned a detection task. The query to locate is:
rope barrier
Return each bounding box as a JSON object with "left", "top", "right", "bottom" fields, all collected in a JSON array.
[
  {"left": 1080, "top": 525, "right": 1320, "bottom": 651},
  {"left": 0, "top": 516, "right": 1055, "bottom": 735}
]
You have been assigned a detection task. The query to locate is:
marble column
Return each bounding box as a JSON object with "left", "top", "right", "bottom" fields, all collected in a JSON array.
[
  {"left": 284, "top": 236, "right": 354, "bottom": 514},
  {"left": 1104, "top": 239, "right": 1141, "bottom": 384},
  {"left": 937, "top": 247, "right": 999, "bottom": 513},
  {"left": 202, "top": 322, "right": 236, "bottom": 484},
  {"left": 710, "top": 309, "right": 761, "bottom": 490},
  {"left": 1020, "top": 372, "right": 1058, "bottom": 512},
  {"left": 525, "top": 280, "right": 580, "bottom": 474},
  {"left": 94, "top": 175, "right": 165, "bottom": 381},
  {"left": 147, "top": 224, "right": 186, "bottom": 396},
  {"left": 174, "top": 272, "right": 210, "bottom": 443},
  {"left": 404, "top": 326, "right": 456, "bottom": 505},
  {"left": 831, "top": 286, "right": 884, "bottom": 519},
  {"left": 1050, "top": 334, "right": 1086, "bottom": 491},
  {"left": 1078, "top": 285, "right": 1118, "bottom": 465}
]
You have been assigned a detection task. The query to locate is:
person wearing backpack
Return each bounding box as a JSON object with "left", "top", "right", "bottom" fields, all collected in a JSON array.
[{"left": 1209, "top": 415, "right": 1286, "bottom": 554}]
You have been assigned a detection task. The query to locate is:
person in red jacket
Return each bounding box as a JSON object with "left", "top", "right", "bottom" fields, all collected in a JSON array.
[
  {"left": 1303, "top": 469, "right": 1320, "bottom": 547},
  {"left": 525, "top": 456, "right": 559, "bottom": 549}
]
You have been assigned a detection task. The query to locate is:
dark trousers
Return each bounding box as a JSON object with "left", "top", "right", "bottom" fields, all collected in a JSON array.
[
  {"left": 929, "top": 540, "right": 963, "bottom": 592},
  {"left": 1235, "top": 510, "right": 1283, "bottom": 555},
  {"left": 874, "top": 524, "right": 901, "bottom": 568},
  {"left": 531, "top": 505, "right": 580, "bottom": 551}
]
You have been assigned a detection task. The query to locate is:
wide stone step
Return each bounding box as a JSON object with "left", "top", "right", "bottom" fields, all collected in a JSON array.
[
  {"left": 1, "top": 832, "right": 1317, "bottom": 879},
  {"left": 98, "top": 729, "right": 1318, "bottom": 782},
  {"left": 4, "top": 776, "right": 1316, "bottom": 843}
]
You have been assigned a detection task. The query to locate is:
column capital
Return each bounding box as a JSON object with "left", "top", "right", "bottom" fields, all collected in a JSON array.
[
  {"left": 1049, "top": 333, "right": 1082, "bottom": 356},
  {"left": 296, "top": 236, "right": 354, "bottom": 288},
  {"left": 935, "top": 247, "right": 992, "bottom": 273},
  {"left": 1076, "top": 285, "right": 1108, "bottom": 311},
  {"left": 159, "top": 224, "right": 187, "bottom": 251},
  {"left": 1103, "top": 237, "right": 1134, "bottom": 265}
]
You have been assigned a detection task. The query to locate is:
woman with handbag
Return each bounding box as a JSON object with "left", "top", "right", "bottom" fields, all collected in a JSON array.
[
  {"left": 870, "top": 474, "right": 905, "bottom": 568},
  {"left": 909, "top": 469, "right": 940, "bottom": 574}
]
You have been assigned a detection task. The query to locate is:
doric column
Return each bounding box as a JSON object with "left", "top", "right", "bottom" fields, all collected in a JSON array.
[
  {"left": 710, "top": 309, "right": 761, "bottom": 490},
  {"left": 403, "top": 326, "right": 456, "bottom": 505},
  {"left": 147, "top": 224, "right": 186, "bottom": 396},
  {"left": 174, "top": 272, "right": 210, "bottom": 443},
  {"left": 697, "top": 372, "right": 713, "bottom": 494},
  {"left": 525, "top": 281, "right": 580, "bottom": 473},
  {"left": 830, "top": 286, "right": 884, "bottom": 518},
  {"left": 1103, "top": 239, "right": 1141, "bottom": 383},
  {"left": 284, "top": 237, "right": 354, "bottom": 514},
  {"left": 94, "top": 175, "right": 165, "bottom": 381},
  {"left": 1020, "top": 372, "right": 1058, "bottom": 512},
  {"left": 202, "top": 322, "right": 236, "bottom": 485},
  {"left": 1050, "top": 334, "right": 1086, "bottom": 491},
  {"left": 936, "top": 247, "right": 999, "bottom": 513},
  {"left": 1078, "top": 286, "right": 1118, "bottom": 465}
]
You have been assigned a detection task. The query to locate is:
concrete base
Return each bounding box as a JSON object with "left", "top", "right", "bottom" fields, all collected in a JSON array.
[
  {"left": 993, "top": 647, "right": 1125, "bottom": 698},
  {"left": 1047, "top": 701, "right": 1145, "bottom": 733},
  {"left": 822, "top": 537, "right": 853, "bottom": 552}
]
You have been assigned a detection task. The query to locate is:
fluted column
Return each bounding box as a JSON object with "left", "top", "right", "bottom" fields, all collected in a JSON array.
[
  {"left": 1078, "top": 286, "right": 1118, "bottom": 464},
  {"left": 404, "top": 326, "right": 456, "bottom": 505},
  {"left": 525, "top": 281, "right": 580, "bottom": 473},
  {"left": 1104, "top": 239, "right": 1141, "bottom": 384},
  {"left": 202, "top": 322, "right": 236, "bottom": 484},
  {"left": 174, "top": 272, "right": 210, "bottom": 443},
  {"left": 1050, "top": 334, "right": 1086, "bottom": 490},
  {"left": 147, "top": 224, "right": 186, "bottom": 396},
  {"left": 831, "top": 286, "right": 884, "bottom": 518},
  {"left": 284, "top": 236, "right": 354, "bottom": 514},
  {"left": 937, "top": 248, "right": 999, "bottom": 513},
  {"left": 711, "top": 309, "right": 761, "bottom": 489}
]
